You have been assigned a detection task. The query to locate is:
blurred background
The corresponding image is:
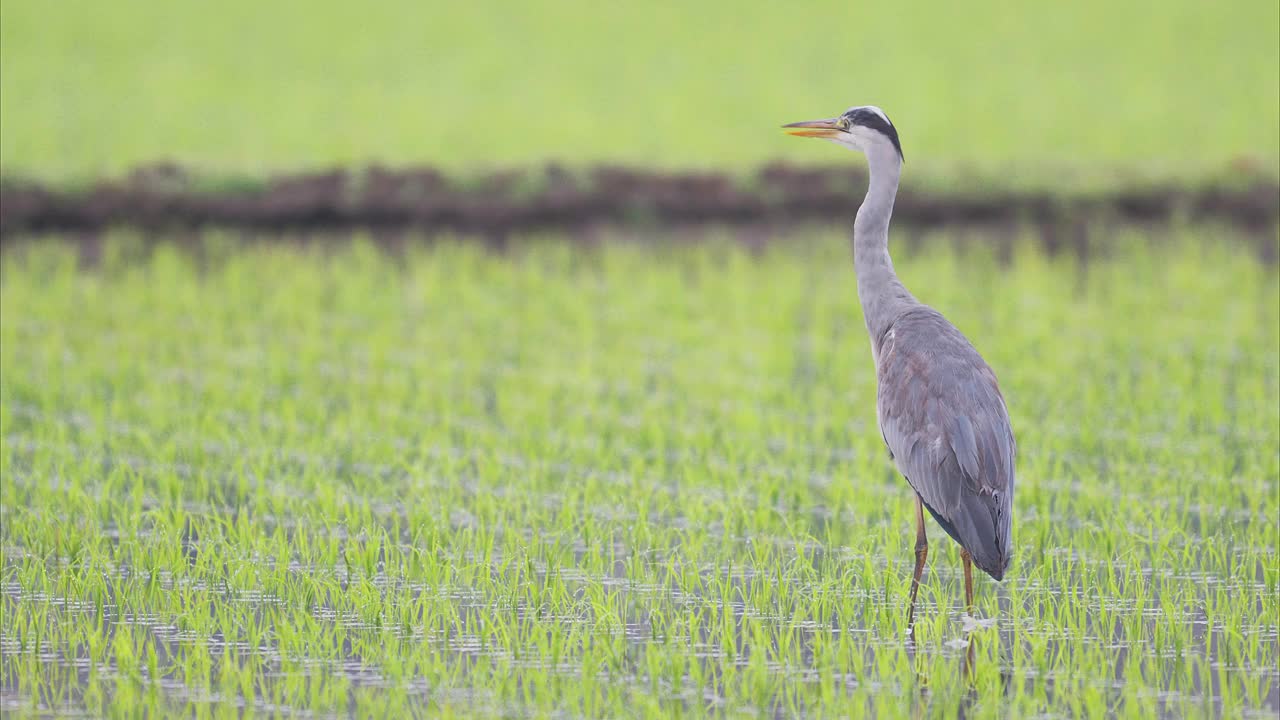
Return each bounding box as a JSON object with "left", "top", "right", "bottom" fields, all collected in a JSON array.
[{"left": 2, "top": 0, "right": 1277, "bottom": 179}]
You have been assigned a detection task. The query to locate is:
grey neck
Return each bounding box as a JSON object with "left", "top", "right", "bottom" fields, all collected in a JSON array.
[{"left": 853, "top": 142, "right": 917, "bottom": 346}]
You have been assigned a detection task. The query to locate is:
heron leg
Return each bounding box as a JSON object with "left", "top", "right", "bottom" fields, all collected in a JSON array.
[
  {"left": 960, "top": 548, "right": 975, "bottom": 614},
  {"left": 906, "top": 494, "right": 928, "bottom": 635}
]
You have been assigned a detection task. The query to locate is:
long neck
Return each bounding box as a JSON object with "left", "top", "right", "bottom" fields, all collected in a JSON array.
[{"left": 853, "top": 143, "right": 915, "bottom": 345}]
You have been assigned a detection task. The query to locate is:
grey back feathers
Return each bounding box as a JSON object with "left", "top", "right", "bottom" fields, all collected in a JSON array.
[{"left": 874, "top": 308, "right": 1015, "bottom": 579}]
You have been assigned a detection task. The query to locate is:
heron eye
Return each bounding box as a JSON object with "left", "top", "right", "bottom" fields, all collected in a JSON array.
[{"left": 839, "top": 118, "right": 851, "bottom": 130}]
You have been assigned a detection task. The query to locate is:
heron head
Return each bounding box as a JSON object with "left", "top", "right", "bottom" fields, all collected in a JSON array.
[{"left": 783, "top": 105, "right": 904, "bottom": 161}]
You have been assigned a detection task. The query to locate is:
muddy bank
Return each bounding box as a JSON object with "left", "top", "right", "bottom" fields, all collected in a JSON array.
[{"left": 1, "top": 163, "right": 1276, "bottom": 247}]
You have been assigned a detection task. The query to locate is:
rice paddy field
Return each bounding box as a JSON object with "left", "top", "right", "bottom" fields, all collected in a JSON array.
[
  {"left": 2, "top": 0, "right": 1279, "bottom": 717},
  {"left": 1, "top": 227, "right": 1277, "bottom": 718}
]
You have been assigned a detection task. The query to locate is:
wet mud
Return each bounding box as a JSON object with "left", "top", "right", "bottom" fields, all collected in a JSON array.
[{"left": 1, "top": 163, "right": 1276, "bottom": 257}]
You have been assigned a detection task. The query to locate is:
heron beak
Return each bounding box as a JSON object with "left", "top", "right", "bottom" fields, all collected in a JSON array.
[{"left": 782, "top": 118, "right": 843, "bottom": 138}]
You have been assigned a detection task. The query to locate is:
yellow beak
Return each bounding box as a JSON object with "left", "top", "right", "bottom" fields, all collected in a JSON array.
[{"left": 781, "top": 118, "right": 843, "bottom": 138}]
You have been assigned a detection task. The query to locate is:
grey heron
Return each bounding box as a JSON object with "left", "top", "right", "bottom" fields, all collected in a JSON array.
[{"left": 783, "top": 106, "right": 1015, "bottom": 630}]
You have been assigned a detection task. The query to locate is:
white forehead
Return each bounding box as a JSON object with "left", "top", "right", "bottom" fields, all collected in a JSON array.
[{"left": 846, "top": 105, "right": 892, "bottom": 125}]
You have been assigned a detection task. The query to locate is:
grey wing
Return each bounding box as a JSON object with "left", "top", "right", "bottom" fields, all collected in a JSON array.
[{"left": 875, "top": 310, "right": 1015, "bottom": 579}]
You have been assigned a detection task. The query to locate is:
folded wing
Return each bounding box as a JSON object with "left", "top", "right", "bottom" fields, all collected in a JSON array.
[{"left": 874, "top": 308, "right": 1015, "bottom": 579}]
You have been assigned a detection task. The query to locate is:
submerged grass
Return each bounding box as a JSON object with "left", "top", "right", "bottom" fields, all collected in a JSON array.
[{"left": 1, "top": 228, "right": 1277, "bottom": 718}]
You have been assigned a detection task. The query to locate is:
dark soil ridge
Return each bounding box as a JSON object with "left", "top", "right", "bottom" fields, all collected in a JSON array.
[{"left": 2, "top": 163, "right": 1277, "bottom": 242}]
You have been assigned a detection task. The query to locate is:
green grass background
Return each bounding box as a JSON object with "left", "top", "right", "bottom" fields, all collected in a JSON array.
[{"left": 2, "top": 1, "right": 1278, "bottom": 179}]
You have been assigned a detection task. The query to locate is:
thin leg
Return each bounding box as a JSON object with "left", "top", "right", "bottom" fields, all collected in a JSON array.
[
  {"left": 960, "top": 548, "right": 974, "bottom": 614},
  {"left": 959, "top": 550, "right": 978, "bottom": 686},
  {"left": 906, "top": 494, "right": 928, "bottom": 635}
]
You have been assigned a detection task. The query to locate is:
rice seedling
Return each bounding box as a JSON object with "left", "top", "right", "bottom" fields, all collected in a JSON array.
[{"left": 0, "top": 226, "right": 1277, "bottom": 717}]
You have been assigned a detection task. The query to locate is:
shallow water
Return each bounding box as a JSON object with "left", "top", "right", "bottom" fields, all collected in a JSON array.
[{"left": 1, "top": 231, "right": 1277, "bottom": 717}]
